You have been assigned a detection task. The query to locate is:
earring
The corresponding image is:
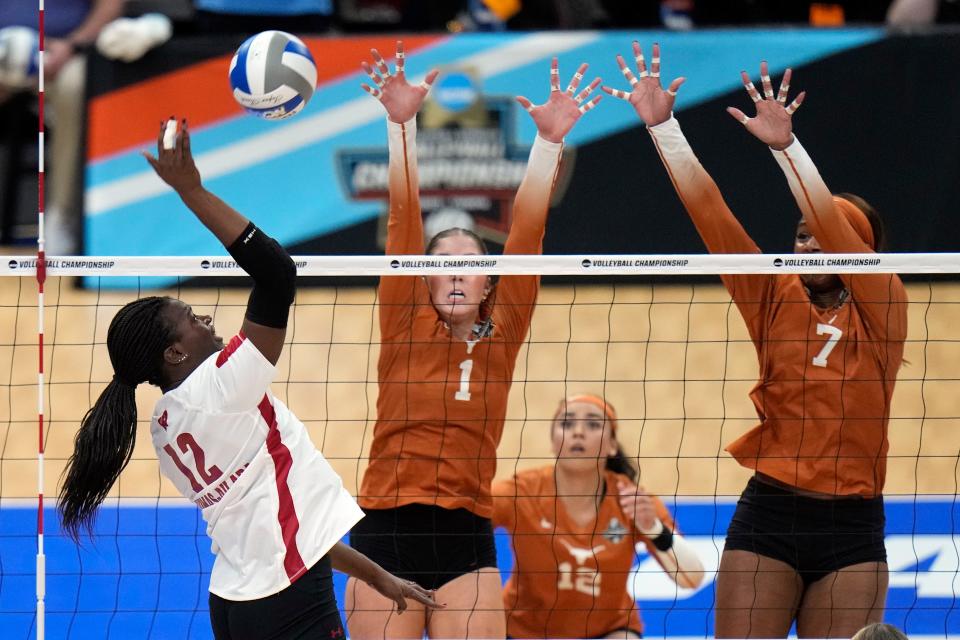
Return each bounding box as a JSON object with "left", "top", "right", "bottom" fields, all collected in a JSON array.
[{"left": 178, "top": 354, "right": 188, "bottom": 363}]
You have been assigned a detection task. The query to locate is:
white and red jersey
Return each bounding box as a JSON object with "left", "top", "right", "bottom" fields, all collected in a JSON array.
[{"left": 150, "top": 333, "right": 363, "bottom": 601}]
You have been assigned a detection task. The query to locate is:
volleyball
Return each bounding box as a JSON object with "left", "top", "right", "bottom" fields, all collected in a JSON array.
[
  {"left": 228, "top": 30, "right": 317, "bottom": 120},
  {"left": 0, "top": 26, "right": 40, "bottom": 89}
]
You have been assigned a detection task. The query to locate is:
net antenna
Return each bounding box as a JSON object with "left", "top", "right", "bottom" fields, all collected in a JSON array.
[{"left": 35, "top": 0, "right": 47, "bottom": 637}]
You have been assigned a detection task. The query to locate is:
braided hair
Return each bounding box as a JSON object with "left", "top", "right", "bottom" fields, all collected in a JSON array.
[{"left": 59, "top": 296, "right": 177, "bottom": 540}]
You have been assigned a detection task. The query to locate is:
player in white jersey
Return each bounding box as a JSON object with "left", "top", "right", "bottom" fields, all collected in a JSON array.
[{"left": 58, "top": 119, "right": 439, "bottom": 639}]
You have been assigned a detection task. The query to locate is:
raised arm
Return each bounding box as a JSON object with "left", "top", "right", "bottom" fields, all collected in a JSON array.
[
  {"left": 505, "top": 58, "right": 601, "bottom": 255},
  {"left": 604, "top": 42, "right": 760, "bottom": 257},
  {"left": 729, "top": 63, "right": 907, "bottom": 339},
  {"left": 361, "top": 41, "right": 439, "bottom": 257},
  {"left": 493, "top": 59, "right": 601, "bottom": 338},
  {"left": 603, "top": 43, "right": 772, "bottom": 338},
  {"left": 144, "top": 120, "right": 294, "bottom": 365},
  {"left": 361, "top": 43, "right": 439, "bottom": 337}
]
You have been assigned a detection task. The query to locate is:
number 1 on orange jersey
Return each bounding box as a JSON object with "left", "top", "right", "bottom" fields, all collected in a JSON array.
[{"left": 455, "top": 358, "right": 474, "bottom": 401}]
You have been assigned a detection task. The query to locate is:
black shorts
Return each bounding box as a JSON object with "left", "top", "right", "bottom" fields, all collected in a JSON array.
[
  {"left": 349, "top": 503, "right": 498, "bottom": 590},
  {"left": 724, "top": 476, "right": 887, "bottom": 587},
  {"left": 209, "top": 555, "right": 344, "bottom": 640}
]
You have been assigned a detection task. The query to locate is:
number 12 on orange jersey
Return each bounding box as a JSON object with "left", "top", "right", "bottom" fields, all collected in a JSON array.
[{"left": 557, "top": 562, "right": 600, "bottom": 597}]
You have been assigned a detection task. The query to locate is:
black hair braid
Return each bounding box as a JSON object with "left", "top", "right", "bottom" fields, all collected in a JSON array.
[{"left": 59, "top": 296, "right": 176, "bottom": 540}]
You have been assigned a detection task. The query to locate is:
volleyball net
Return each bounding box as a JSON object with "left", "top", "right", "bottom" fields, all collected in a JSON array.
[{"left": 1, "top": 254, "right": 958, "bottom": 639}]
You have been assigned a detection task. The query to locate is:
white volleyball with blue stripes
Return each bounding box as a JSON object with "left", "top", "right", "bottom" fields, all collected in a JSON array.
[
  {"left": 0, "top": 26, "right": 40, "bottom": 89},
  {"left": 229, "top": 31, "right": 317, "bottom": 120}
]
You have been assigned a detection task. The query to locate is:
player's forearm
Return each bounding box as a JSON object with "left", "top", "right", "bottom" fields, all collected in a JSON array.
[
  {"left": 653, "top": 531, "right": 704, "bottom": 589},
  {"left": 769, "top": 136, "right": 864, "bottom": 252},
  {"left": 647, "top": 116, "right": 757, "bottom": 255},
  {"left": 66, "top": 0, "right": 125, "bottom": 47},
  {"left": 329, "top": 541, "right": 385, "bottom": 584},
  {"left": 504, "top": 135, "right": 562, "bottom": 255},
  {"left": 640, "top": 518, "right": 704, "bottom": 589},
  {"left": 646, "top": 116, "right": 718, "bottom": 205},
  {"left": 385, "top": 116, "right": 424, "bottom": 254},
  {"left": 176, "top": 186, "right": 250, "bottom": 248}
]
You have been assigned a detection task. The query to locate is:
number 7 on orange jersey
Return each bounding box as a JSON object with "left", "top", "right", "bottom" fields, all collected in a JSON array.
[{"left": 812, "top": 323, "right": 843, "bottom": 367}]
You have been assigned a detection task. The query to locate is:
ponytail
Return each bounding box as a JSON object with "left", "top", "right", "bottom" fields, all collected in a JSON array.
[
  {"left": 58, "top": 296, "right": 175, "bottom": 540},
  {"left": 59, "top": 379, "right": 139, "bottom": 540},
  {"left": 606, "top": 443, "right": 638, "bottom": 483}
]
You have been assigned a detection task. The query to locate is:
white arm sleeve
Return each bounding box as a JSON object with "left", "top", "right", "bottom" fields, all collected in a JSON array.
[
  {"left": 386, "top": 116, "right": 419, "bottom": 172},
  {"left": 526, "top": 134, "right": 563, "bottom": 181},
  {"left": 651, "top": 530, "right": 705, "bottom": 590}
]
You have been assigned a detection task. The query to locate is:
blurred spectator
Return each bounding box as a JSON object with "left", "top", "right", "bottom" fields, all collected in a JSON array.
[
  {"left": 851, "top": 622, "right": 909, "bottom": 640},
  {"left": 95, "top": 13, "right": 171, "bottom": 63},
  {"left": 483, "top": 0, "right": 891, "bottom": 30},
  {"left": 124, "top": 0, "right": 195, "bottom": 23},
  {"left": 338, "top": 0, "right": 467, "bottom": 32},
  {"left": 660, "top": 0, "right": 694, "bottom": 29},
  {"left": 887, "top": 0, "right": 960, "bottom": 24},
  {"left": 693, "top": 1, "right": 890, "bottom": 25},
  {"left": 483, "top": 0, "right": 661, "bottom": 29},
  {"left": 0, "top": 0, "right": 125, "bottom": 253},
  {"left": 191, "top": 0, "right": 334, "bottom": 34}
]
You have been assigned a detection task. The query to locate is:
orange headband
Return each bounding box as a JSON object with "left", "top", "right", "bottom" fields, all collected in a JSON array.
[
  {"left": 833, "top": 196, "right": 875, "bottom": 250},
  {"left": 553, "top": 394, "right": 618, "bottom": 433}
]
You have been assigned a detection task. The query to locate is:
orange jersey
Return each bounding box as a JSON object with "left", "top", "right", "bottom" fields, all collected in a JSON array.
[
  {"left": 360, "top": 118, "right": 562, "bottom": 518},
  {"left": 492, "top": 467, "right": 675, "bottom": 639},
  {"left": 649, "top": 117, "right": 907, "bottom": 497}
]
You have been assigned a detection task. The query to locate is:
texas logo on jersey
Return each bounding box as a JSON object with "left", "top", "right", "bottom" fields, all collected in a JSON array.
[{"left": 603, "top": 517, "right": 629, "bottom": 544}]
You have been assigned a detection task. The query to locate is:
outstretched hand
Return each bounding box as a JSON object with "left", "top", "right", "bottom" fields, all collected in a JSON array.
[
  {"left": 727, "top": 61, "right": 805, "bottom": 151},
  {"left": 361, "top": 40, "right": 439, "bottom": 124},
  {"left": 142, "top": 118, "right": 201, "bottom": 194},
  {"left": 602, "top": 42, "right": 685, "bottom": 128},
  {"left": 517, "top": 58, "right": 601, "bottom": 144},
  {"left": 368, "top": 570, "right": 443, "bottom": 614}
]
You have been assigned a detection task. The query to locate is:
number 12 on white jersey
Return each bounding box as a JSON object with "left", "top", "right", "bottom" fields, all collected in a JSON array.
[{"left": 812, "top": 323, "right": 843, "bottom": 367}]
